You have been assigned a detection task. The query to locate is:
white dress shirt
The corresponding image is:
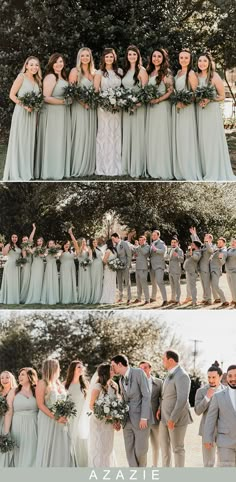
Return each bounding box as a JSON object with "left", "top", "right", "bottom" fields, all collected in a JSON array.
[{"left": 228, "top": 387, "right": 236, "bottom": 410}]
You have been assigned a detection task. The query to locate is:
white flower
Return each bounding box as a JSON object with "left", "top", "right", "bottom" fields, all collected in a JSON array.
[
  {"left": 109, "top": 98, "right": 116, "bottom": 105},
  {"left": 96, "top": 400, "right": 103, "bottom": 406},
  {"left": 104, "top": 406, "right": 110, "bottom": 414},
  {"left": 111, "top": 401, "right": 118, "bottom": 407}
]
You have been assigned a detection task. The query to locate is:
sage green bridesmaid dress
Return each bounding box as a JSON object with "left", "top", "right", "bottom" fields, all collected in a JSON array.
[
  {"left": 35, "top": 386, "right": 74, "bottom": 467},
  {"left": 0, "top": 402, "right": 13, "bottom": 467},
  {"left": 146, "top": 76, "right": 173, "bottom": 179},
  {"left": 41, "top": 254, "right": 59, "bottom": 305},
  {"left": 3, "top": 74, "right": 39, "bottom": 181},
  {"left": 172, "top": 73, "right": 202, "bottom": 180},
  {"left": 196, "top": 76, "right": 235, "bottom": 180},
  {"left": 20, "top": 255, "right": 32, "bottom": 303},
  {"left": 11, "top": 393, "right": 38, "bottom": 467},
  {"left": 35, "top": 78, "right": 71, "bottom": 180},
  {"left": 0, "top": 247, "right": 21, "bottom": 305},
  {"left": 71, "top": 76, "right": 97, "bottom": 177},
  {"left": 25, "top": 252, "right": 45, "bottom": 304},
  {"left": 59, "top": 252, "right": 77, "bottom": 304},
  {"left": 90, "top": 248, "right": 103, "bottom": 304},
  {"left": 121, "top": 69, "right": 146, "bottom": 177},
  {"left": 77, "top": 251, "right": 92, "bottom": 304},
  {"left": 67, "top": 383, "right": 88, "bottom": 467}
]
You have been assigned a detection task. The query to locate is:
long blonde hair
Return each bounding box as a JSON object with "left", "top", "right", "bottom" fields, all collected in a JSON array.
[
  {"left": 42, "top": 359, "right": 60, "bottom": 385},
  {"left": 76, "top": 47, "right": 95, "bottom": 84},
  {"left": 77, "top": 237, "right": 87, "bottom": 255},
  {"left": 0, "top": 370, "right": 17, "bottom": 393},
  {"left": 21, "top": 56, "right": 42, "bottom": 87}
]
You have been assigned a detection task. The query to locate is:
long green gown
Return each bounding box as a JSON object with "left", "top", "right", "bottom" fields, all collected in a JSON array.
[
  {"left": 25, "top": 252, "right": 45, "bottom": 304},
  {"left": 90, "top": 248, "right": 104, "bottom": 304},
  {"left": 67, "top": 383, "right": 88, "bottom": 467},
  {"left": 0, "top": 247, "right": 21, "bottom": 304},
  {"left": 59, "top": 252, "right": 77, "bottom": 304},
  {"left": 20, "top": 254, "right": 32, "bottom": 303},
  {"left": 71, "top": 76, "right": 97, "bottom": 177},
  {"left": 11, "top": 393, "right": 38, "bottom": 467},
  {"left": 3, "top": 74, "right": 39, "bottom": 181},
  {"left": 35, "top": 386, "right": 74, "bottom": 467},
  {"left": 77, "top": 251, "right": 92, "bottom": 304},
  {"left": 172, "top": 73, "right": 202, "bottom": 180},
  {"left": 35, "top": 78, "right": 71, "bottom": 180},
  {"left": 197, "top": 76, "right": 235, "bottom": 180},
  {"left": 121, "top": 69, "right": 146, "bottom": 177},
  {"left": 146, "top": 76, "right": 173, "bottom": 179},
  {"left": 41, "top": 254, "right": 59, "bottom": 305}
]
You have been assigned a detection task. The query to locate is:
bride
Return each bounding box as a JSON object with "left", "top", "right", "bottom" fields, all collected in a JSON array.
[
  {"left": 100, "top": 239, "right": 117, "bottom": 304},
  {"left": 88, "top": 363, "right": 119, "bottom": 467}
]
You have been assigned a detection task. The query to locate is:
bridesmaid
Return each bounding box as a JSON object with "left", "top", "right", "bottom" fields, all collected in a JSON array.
[
  {"left": 122, "top": 45, "right": 148, "bottom": 178},
  {"left": 41, "top": 240, "right": 59, "bottom": 305},
  {"left": 89, "top": 238, "right": 103, "bottom": 304},
  {"left": 69, "top": 228, "right": 92, "bottom": 304},
  {"left": 94, "top": 48, "right": 122, "bottom": 176},
  {"left": 20, "top": 223, "right": 36, "bottom": 303},
  {"left": 36, "top": 359, "right": 74, "bottom": 467},
  {"left": 197, "top": 52, "right": 235, "bottom": 180},
  {"left": 65, "top": 360, "right": 89, "bottom": 466},
  {"left": 0, "top": 371, "right": 17, "bottom": 467},
  {"left": 0, "top": 234, "right": 21, "bottom": 305},
  {"left": 69, "top": 48, "right": 97, "bottom": 177},
  {"left": 99, "top": 239, "right": 117, "bottom": 304},
  {"left": 59, "top": 240, "right": 77, "bottom": 304},
  {"left": 3, "top": 56, "right": 42, "bottom": 181},
  {"left": 4, "top": 368, "right": 38, "bottom": 467},
  {"left": 25, "top": 236, "right": 46, "bottom": 304},
  {"left": 35, "top": 53, "right": 71, "bottom": 180},
  {"left": 146, "top": 49, "right": 174, "bottom": 179},
  {"left": 172, "top": 49, "right": 202, "bottom": 180}
]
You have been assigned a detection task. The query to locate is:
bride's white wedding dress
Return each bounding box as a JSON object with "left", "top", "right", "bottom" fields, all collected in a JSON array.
[{"left": 100, "top": 252, "right": 117, "bottom": 304}]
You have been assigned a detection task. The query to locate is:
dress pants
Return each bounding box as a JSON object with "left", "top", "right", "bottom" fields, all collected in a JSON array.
[{"left": 160, "top": 421, "right": 187, "bottom": 467}]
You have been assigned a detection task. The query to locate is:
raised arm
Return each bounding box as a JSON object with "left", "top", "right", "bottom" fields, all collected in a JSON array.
[
  {"left": 68, "top": 228, "right": 79, "bottom": 254},
  {"left": 29, "top": 223, "right": 36, "bottom": 242}
]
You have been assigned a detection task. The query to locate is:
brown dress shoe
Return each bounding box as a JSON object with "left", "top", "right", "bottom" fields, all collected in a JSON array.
[
  {"left": 161, "top": 301, "right": 168, "bottom": 307},
  {"left": 133, "top": 299, "right": 141, "bottom": 303},
  {"left": 143, "top": 301, "right": 150, "bottom": 305},
  {"left": 150, "top": 298, "right": 156, "bottom": 303},
  {"left": 213, "top": 299, "right": 221, "bottom": 304},
  {"left": 221, "top": 302, "right": 229, "bottom": 307}
]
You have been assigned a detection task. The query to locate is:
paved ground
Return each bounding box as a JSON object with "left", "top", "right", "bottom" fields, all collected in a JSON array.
[{"left": 114, "top": 408, "right": 203, "bottom": 467}]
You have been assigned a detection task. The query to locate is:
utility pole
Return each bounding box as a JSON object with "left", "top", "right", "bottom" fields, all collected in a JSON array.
[{"left": 190, "top": 339, "right": 202, "bottom": 376}]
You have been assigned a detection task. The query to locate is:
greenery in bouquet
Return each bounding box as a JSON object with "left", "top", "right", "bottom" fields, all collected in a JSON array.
[
  {"left": 76, "top": 85, "right": 99, "bottom": 109},
  {"left": 0, "top": 434, "right": 16, "bottom": 454},
  {"left": 47, "top": 246, "right": 60, "bottom": 256},
  {"left": 33, "top": 246, "right": 47, "bottom": 257},
  {"left": 50, "top": 396, "right": 77, "bottom": 420},
  {"left": 137, "top": 84, "right": 161, "bottom": 105},
  {"left": 21, "top": 241, "right": 33, "bottom": 250},
  {"left": 194, "top": 85, "right": 215, "bottom": 105},
  {"left": 80, "top": 258, "right": 92, "bottom": 271},
  {"left": 119, "top": 88, "right": 140, "bottom": 115},
  {"left": 108, "top": 258, "right": 126, "bottom": 271},
  {"left": 93, "top": 395, "right": 129, "bottom": 427},
  {"left": 0, "top": 234, "right": 6, "bottom": 244},
  {"left": 0, "top": 395, "right": 9, "bottom": 416},
  {"left": 18, "top": 90, "right": 44, "bottom": 112},
  {"left": 16, "top": 257, "right": 28, "bottom": 266},
  {"left": 98, "top": 87, "right": 124, "bottom": 113},
  {"left": 63, "top": 83, "right": 77, "bottom": 105},
  {"left": 171, "top": 89, "right": 194, "bottom": 112}
]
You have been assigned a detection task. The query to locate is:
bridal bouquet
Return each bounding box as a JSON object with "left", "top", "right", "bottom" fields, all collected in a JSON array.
[
  {"left": 63, "top": 83, "right": 77, "bottom": 104},
  {"left": 108, "top": 259, "right": 126, "bottom": 271},
  {"left": 80, "top": 258, "right": 92, "bottom": 271},
  {"left": 98, "top": 87, "right": 124, "bottom": 113},
  {"left": 76, "top": 85, "right": 99, "bottom": 109},
  {"left": 50, "top": 396, "right": 77, "bottom": 420},
  {"left": 18, "top": 90, "right": 44, "bottom": 112},
  {"left": 194, "top": 85, "right": 215, "bottom": 106},
  {"left": 0, "top": 434, "right": 16, "bottom": 454},
  {"left": 0, "top": 395, "right": 9, "bottom": 416},
  {"left": 137, "top": 84, "right": 161, "bottom": 105},
  {"left": 171, "top": 89, "right": 194, "bottom": 112},
  {"left": 93, "top": 395, "right": 129, "bottom": 427},
  {"left": 15, "top": 257, "right": 28, "bottom": 266},
  {"left": 21, "top": 241, "right": 33, "bottom": 250},
  {"left": 33, "top": 246, "right": 47, "bottom": 257}
]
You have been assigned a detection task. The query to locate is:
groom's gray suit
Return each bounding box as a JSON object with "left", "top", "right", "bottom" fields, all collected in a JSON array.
[
  {"left": 203, "top": 387, "right": 236, "bottom": 466},
  {"left": 160, "top": 365, "right": 193, "bottom": 467},
  {"left": 116, "top": 240, "right": 132, "bottom": 301},
  {"left": 120, "top": 367, "right": 153, "bottom": 467},
  {"left": 149, "top": 239, "right": 167, "bottom": 302}
]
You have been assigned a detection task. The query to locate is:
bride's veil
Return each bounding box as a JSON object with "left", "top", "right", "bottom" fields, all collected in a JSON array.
[{"left": 77, "top": 370, "right": 98, "bottom": 439}]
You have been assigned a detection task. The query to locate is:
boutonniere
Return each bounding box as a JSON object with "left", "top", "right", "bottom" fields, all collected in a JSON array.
[{"left": 168, "top": 373, "right": 174, "bottom": 380}]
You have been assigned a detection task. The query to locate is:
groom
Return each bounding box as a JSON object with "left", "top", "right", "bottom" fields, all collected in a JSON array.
[
  {"left": 111, "top": 233, "right": 132, "bottom": 304},
  {"left": 111, "top": 354, "right": 153, "bottom": 467}
]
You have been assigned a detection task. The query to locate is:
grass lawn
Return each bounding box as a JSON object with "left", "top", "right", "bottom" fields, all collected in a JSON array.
[{"left": 1, "top": 130, "right": 236, "bottom": 180}]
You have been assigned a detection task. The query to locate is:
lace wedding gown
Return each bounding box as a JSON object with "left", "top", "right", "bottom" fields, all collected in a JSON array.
[{"left": 99, "top": 252, "right": 117, "bottom": 304}]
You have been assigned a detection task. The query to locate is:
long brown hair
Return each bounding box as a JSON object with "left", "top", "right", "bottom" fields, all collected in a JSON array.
[
  {"left": 99, "top": 48, "right": 122, "bottom": 78},
  {"left": 15, "top": 367, "right": 38, "bottom": 397},
  {"left": 21, "top": 56, "right": 42, "bottom": 87},
  {"left": 147, "top": 48, "right": 171, "bottom": 86},
  {"left": 179, "top": 48, "right": 193, "bottom": 89},
  {"left": 197, "top": 52, "right": 215, "bottom": 84},
  {"left": 123, "top": 45, "right": 142, "bottom": 85},
  {"left": 45, "top": 53, "right": 67, "bottom": 80},
  {"left": 65, "top": 360, "right": 88, "bottom": 397},
  {"left": 97, "top": 363, "right": 118, "bottom": 395}
]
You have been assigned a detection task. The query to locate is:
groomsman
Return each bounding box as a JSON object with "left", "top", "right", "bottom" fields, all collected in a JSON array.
[
  {"left": 189, "top": 227, "right": 214, "bottom": 305},
  {"left": 183, "top": 241, "right": 202, "bottom": 306},
  {"left": 111, "top": 233, "right": 132, "bottom": 304},
  {"left": 210, "top": 237, "right": 228, "bottom": 306},
  {"left": 139, "top": 360, "right": 163, "bottom": 466},
  {"left": 167, "top": 236, "right": 184, "bottom": 305},
  {"left": 194, "top": 362, "right": 225, "bottom": 466},
  {"left": 149, "top": 230, "right": 167, "bottom": 307},
  {"left": 159, "top": 350, "right": 193, "bottom": 467},
  {"left": 111, "top": 354, "right": 153, "bottom": 467},
  {"left": 132, "top": 235, "right": 150, "bottom": 304},
  {"left": 204, "top": 365, "right": 236, "bottom": 466},
  {"left": 225, "top": 237, "right": 236, "bottom": 307}
]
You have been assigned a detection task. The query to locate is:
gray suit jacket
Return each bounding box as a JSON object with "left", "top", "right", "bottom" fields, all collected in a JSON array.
[
  {"left": 226, "top": 248, "right": 236, "bottom": 273},
  {"left": 132, "top": 243, "right": 150, "bottom": 270},
  {"left": 117, "top": 240, "right": 132, "bottom": 268},
  {"left": 194, "top": 383, "right": 225, "bottom": 436},
  {"left": 183, "top": 249, "right": 201, "bottom": 274},
  {"left": 209, "top": 248, "right": 227, "bottom": 275},
  {"left": 191, "top": 234, "right": 214, "bottom": 273},
  {"left": 203, "top": 387, "right": 236, "bottom": 448},
  {"left": 119, "top": 367, "right": 154, "bottom": 429},
  {"left": 168, "top": 247, "right": 184, "bottom": 275},
  {"left": 150, "top": 376, "right": 163, "bottom": 425},
  {"left": 160, "top": 365, "right": 193, "bottom": 427},
  {"left": 150, "top": 239, "right": 167, "bottom": 270}
]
